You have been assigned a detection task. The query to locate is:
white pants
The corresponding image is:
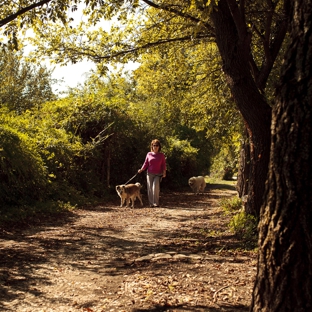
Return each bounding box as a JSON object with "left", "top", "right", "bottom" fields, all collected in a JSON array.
[{"left": 147, "top": 173, "right": 161, "bottom": 206}]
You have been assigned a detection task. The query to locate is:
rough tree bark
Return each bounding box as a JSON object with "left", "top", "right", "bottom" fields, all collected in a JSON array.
[
  {"left": 236, "top": 129, "right": 250, "bottom": 198},
  {"left": 251, "top": 0, "right": 312, "bottom": 310},
  {"left": 211, "top": 0, "right": 272, "bottom": 217}
]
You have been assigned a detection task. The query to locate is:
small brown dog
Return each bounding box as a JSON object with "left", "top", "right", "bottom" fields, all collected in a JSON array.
[{"left": 115, "top": 182, "right": 143, "bottom": 208}]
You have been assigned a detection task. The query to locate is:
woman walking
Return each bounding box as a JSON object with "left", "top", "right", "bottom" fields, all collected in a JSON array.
[{"left": 138, "top": 139, "right": 166, "bottom": 207}]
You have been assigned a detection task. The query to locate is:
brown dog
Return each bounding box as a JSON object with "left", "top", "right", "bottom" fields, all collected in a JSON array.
[{"left": 115, "top": 182, "right": 143, "bottom": 208}]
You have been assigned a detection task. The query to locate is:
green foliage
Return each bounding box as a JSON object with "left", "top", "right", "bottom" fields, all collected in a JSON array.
[
  {"left": 220, "top": 196, "right": 243, "bottom": 213},
  {"left": 128, "top": 38, "right": 241, "bottom": 185},
  {"left": 54, "top": 79, "right": 151, "bottom": 190},
  {"left": 163, "top": 137, "right": 200, "bottom": 187},
  {"left": 30, "top": 98, "right": 112, "bottom": 198},
  {"left": 0, "top": 49, "right": 56, "bottom": 112},
  {"left": 67, "top": 75, "right": 213, "bottom": 190},
  {"left": 220, "top": 196, "right": 257, "bottom": 247},
  {"left": 210, "top": 138, "right": 241, "bottom": 180},
  {"left": 0, "top": 104, "right": 90, "bottom": 208},
  {"left": 229, "top": 211, "right": 257, "bottom": 245},
  {"left": 0, "top": 0, "right": 276, "bottom": 231},
  {"left": 0, "top": 0, "right": 79, "bottom": 48},
  {"left": 0, "top": 122, "right": 48, "bottom": 205},
  {"left": 132, "top": 40, "right": 242, "bottom": 139},
  {"left": 0, "top": 54, "right": 237, "bottom": 224},
  {"left": 3, "top": 0, "right": 244, "bottom": 194}
]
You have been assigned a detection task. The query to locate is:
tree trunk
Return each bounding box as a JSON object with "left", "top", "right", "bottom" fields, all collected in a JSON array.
[
  {"left": 210, "top": 0, "right": 272, "bottom": 217},
  {"left": 236, "top": 135, "right": 250, "bottom": 198},
  {"left": 107, "top": 147, "right": 111, "bottom": 188},
  {"left": 251, "top": 0, "right": 312, "bottom": 310}
]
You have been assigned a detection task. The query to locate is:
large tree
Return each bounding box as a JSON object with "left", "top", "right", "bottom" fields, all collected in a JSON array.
[
  {"left": 209, "top": 1, "right": 284, "bottom": 217},
  {"left": 251, "top": 0, "right": 312, "bottom": 310}
]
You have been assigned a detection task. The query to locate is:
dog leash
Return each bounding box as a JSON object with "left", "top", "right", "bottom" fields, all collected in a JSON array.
[
  {"left": 124, "top": 172, "right": 138, "bottom": 185},
  {"left": 124, "top": 172, "right": 163, "bottom": 185}
]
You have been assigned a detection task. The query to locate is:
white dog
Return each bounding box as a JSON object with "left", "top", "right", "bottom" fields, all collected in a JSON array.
[
  {"left": 188, "top": 176, "right": 206, "bottom": 194},
  {"left": 115, "top": 182, "right": 143, "bottom": 208}
]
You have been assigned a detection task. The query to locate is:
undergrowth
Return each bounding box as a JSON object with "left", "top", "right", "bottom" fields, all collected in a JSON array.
[
  {"left": 220, "top": 196, "right": 258, "bottom": 249},
  {"left": 0, "top": 201, "right": 75, "bottom": 229}
]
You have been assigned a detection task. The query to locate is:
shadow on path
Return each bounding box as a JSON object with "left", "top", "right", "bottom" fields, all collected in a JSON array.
[{"left": 0, "top": 185, "right": 254, "bottom": 312}]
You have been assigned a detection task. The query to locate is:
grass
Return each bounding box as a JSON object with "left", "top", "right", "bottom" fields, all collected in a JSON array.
[{"left": 205, "top": 176, "right": 237, "bottom": 191}]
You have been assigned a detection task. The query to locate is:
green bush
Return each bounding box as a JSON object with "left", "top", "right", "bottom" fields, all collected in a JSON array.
[
  {"left": 210, "top": 144, "right": 239, "bottom": 180},
  {"left": 229, "top": 211, "right": 257, "bottom": 243},
  {"left": 0, "top": 125, "right": 48, "bottom": 206},
  {"left": 162, "top": 136, "right": 201, "bottom": 188},
  {"left": 220, "top": 196, "right": 257, "bottom": 247},
  {"left": 0, "top": 107, "right": 93, "bottom": 206}
]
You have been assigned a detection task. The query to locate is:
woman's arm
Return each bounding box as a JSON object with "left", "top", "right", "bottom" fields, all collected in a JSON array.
[
  {"left": 162, "top": 154, "right": 166, "bottom": 177},
  {"left": 138, "top": 153, "right": 149, "bottom": 173}
]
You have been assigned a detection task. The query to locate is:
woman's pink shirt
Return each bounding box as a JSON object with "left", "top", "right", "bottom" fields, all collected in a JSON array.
[{"left": 140, "top": 152, "right": 166, "bottom": 175}]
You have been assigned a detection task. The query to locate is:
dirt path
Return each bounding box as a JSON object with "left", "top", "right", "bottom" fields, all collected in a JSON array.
[{"left": 0, "top": 185, "right": 257, "bottom": 312}]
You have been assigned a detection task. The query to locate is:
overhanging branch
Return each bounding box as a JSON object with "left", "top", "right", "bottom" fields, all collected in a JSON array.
[
  {"left": 0, "top": 0, "right": 52, "bottom": 28},
  {"left": 92, "top": 33, "right": 212, "bottom": 61},
  {"left": 141, "top": 0, "right": 215, "bottom": 34}
]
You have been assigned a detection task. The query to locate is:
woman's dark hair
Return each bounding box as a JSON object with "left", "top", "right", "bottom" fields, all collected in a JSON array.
[{"left": 150, "top": 139, "right": 161, "bottom": 151}]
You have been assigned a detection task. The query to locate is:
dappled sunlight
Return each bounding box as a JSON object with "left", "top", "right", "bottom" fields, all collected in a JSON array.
[{"left": 0, "top": 185, "right": 255, "bottom": 311}]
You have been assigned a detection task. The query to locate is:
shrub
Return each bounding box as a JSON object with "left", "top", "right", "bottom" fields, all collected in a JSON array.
[
  {"left": 0, "top": 125, "right": 48, "bottom": 206},
  {"left": 210, "top": 144, "right": 239, "bottom": 180},
  {"left": 229, "top": 211, "right": 257, "bottom": 243},
  {"left": 220, "top": 196, "right": 257, "bottom": 247},
  {"left": 163, "top": 137, "right": 200, "bottom": 188}
]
